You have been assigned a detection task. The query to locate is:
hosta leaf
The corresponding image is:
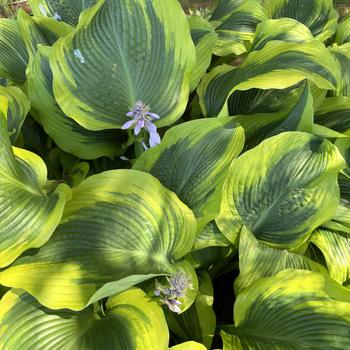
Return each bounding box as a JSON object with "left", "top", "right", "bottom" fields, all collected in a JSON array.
[
  {"left": 335, "top": 16, "right": 350, "bottom": 45},
  {"left": 228, "top": 80, "right": 326, "bottom": 117},
  {"left": 330, "top": 43, "right": 350, "bottom": 97},
  {"left": 251, "top": 18, "right": 314, "bottom": 51},
  {"left": 0, "top": 288, "right": 169, "bottom": 350},
  {"left": 234, "top": 79, "right": 313, "bottom": 149},
  {"left": 222, "top": 270, "right": 350, "bottom": 350},
  {"left": 27, "top": 45, "right": 123, "bottom": 159},
  {"left": 17, "top": 9, "right": 72, "bottom": 58},
  {"left": 190, "top": 246, "right": 233, "bottom": 271},
  {"left": 0, "top": 170, "right": 197, "bottom": 310},
  {"left": 340, "top": 174, "right": 350, "bottom": 200},
  {"left": 133, "top": 118, "right": 244, "bottom": 229},
  {"left": 194, "top": 221, "right": 231, "bottom": 251},
  {"left": 65, "top": 161, "right": 89, "bottom": 187},
  {"left": 315, "top": 97, "right": 350, "bottom": 132},
  {"left": 234, "top": 227, "right": 327, "bottom": 293},
  {"left": 170, "top": 342, "right": 207, "bottom": 350},
  {"left": 50, "top": 0, "right": 196, "bottom": 130},
  {"left": 264, "top": 0, "right": 339, "bottom": 42},
  {"left": 0, "top": 19, "right": 28, "bottom": 82},
  {"left": 216, "top": 132, "right": 344, "bottom": 249},
  {"left": 198, "top": 40, "right": 337, "bottom": 117},
  {"left": 165, "top": 272, "right": 216, "bottom": 349},
  {"left": 311, "top": 124, "right": 347, "bottom": 139},
  {"left": 228, "top": 82, "right": 302, "bottom": 115},
  {"left": 188, "top": 16, "right": 217, "bottom": 91},
  {"left": 322, "top": 200, "right": 350, "bottom": 233},
  {"left": 0, "top": 85, "right": 30, "bottom": 143},
  {"left": 311, "top": 229, "right": 350, "bottom": 284},
  {"left": 264, "top": 80, "right": 313, "bottom": 135},
  {"left": 87, "top": 274, "right": 160, "bottom": 306},
  {"left": 29, "top": 0, "right": 97, "bottom": 26},
  {"left": 0, "top": 97, "right": 71, "bottom": 268},
  {"left": 210, "top": 0, "right": 266, "bottom": 56}
]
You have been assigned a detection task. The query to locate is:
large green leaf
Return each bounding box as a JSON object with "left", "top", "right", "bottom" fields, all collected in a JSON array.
[
  {"left": 267, "top": 80, "right": 314, "bottom": 135},
  {"left": 228, "top": 85, "right": 300, "bottom": 116},
  {"left": 190, "top": 246, "right": 234, "bottom": 272},
  {"left": 50, "top": 0, "right": 196, "bottom": 130},
  {"left": 209, "top": 0, "right": 266, "bottom": 56},
  {"left": 235, "top": 227, "right": 327, "bottom": 293},
  {"left": 194, "top": 220, "right": 231, "bottom": 251},
  {"left": 133, "top": 118, "right": 244, "bottom": 229},
  {"left": 27, "top": 45, "right": 124, "bottom": 159},
  {"left": 228, "top": 80, "right": 326, "bottom": 117},
  {"left": 326, "top": 202, "right": 350, "bottom": 232},
  {"left": 329, "top": 43, "right": 350, "bottom": 97},
  {"left": 165, "top": 271, "right": 216, "bottom": 349},
  {"left": 29, "top": 0, "right": 97, "bottom": 26},
  {"left": 170, "top": 342, "right": 207, "bottom": 350},
  {"left": 234, "top": 79, "right": 314, "bottom": 149},
  {"left": 0, "top": 97, "right": 71, "bottom": 268},
  {"left": 216, "top": 132, "right": 344, "bottom": 249},
  {"left": 17, "top": 9, "right": 72, "bottom": 58},
  {"left": 311, "top": 229, "right": 350, "bottom": 284},
  {"left": 264, "top": 0, "right": 339, "bottom": 42},
  {"left": 188, "top": 16, "right": 217, "bottom": 91},
  {"left": 0, "top": 169, "right": 197, "bottom": 310},
  {"left": 315, "top": 97, "right": 350, "bottom": 132},
  {"left": 222, "top": 269, "right": 350, "bottom": 349},
  {"left": 0, "top": 19, "right": 28, "bottom": 82},
  {"left": 335, "top": 16, "right": 350, "bottom": 45},
  {"left": 0, "top": 85, "right": 30, "bottom": 143},
  {"left": 0, "top": 288, "right": 169, "bottom": 350},
  {"left": 198, "top": 40, "right": 337, "bottom": 116},
  {"left": 251, "top": 18, "right": 314, "bottom": 51}
]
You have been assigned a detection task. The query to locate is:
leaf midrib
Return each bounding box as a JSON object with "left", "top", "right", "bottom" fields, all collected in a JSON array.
[
  {"left": 111, "top": 7, "right": 136, "bottom": 104},
  {"left": 0, "top": 171, "right": 43, "bottom": 196}
]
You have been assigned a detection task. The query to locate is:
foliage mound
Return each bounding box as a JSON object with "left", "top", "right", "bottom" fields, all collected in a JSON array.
[{"left": 1, "top": 0, "right": 350, "bottom": 349}]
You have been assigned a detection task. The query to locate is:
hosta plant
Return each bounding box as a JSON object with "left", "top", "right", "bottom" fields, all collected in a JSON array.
[{"left": 1, "top": 0, "right": 350, "bottom": 349}]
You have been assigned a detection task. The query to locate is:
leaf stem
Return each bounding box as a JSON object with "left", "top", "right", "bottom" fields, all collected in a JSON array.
[{"left": 134, "top": 139, "right": 145, "bottom": 158}]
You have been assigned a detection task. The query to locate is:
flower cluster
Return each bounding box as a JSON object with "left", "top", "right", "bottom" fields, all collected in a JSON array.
[
  {"left": 154, "top": 271, "right": 192, "bottom": 313},
  {"left": 121, "top": 100, "right": 161, "bottom": 148}
]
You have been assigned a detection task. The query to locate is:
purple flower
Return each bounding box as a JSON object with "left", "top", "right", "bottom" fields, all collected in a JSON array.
[
  {"left": 154, "top": 271, "right": 192, "bottom": 314},
  {"left": 74, "top": 49, "right": 85, "bottom": 64},
  {"left": 167, "top": 272, "right": 192, "bottom": 298},
  {"left": 121, "top": 100, "right": 161, "bottom": 147},
  {"left": 52, "top": 12, "right": 61, "bottom": 20},
  {"left": 161, "top": 299, "right": 182, "bottom": 314}
]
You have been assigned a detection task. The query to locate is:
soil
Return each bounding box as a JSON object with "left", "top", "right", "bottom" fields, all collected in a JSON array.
[{"left": 0, "top": 1, "right": 31, "bottom": 18}]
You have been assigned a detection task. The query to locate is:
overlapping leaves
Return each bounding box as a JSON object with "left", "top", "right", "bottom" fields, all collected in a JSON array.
[
  {"left": 50, "top": 0, "right": 196, "bottom": 130},
  {"left": 217, "top": 132, "right": 344, "bottom": 248},
  {"left": 0, "top": 170, "right": 196, "bottom": 310},
  {"left": 0, "top": 96, "right": 70, "bottom": 268}
]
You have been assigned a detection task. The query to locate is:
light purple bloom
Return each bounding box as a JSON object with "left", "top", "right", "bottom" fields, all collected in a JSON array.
[
  {"left": 167, "top": 272, "right": 192, "bottom": 298},
  {"left": 52, "top": 12, "right": 61, "bottom": 20},
  {"left": 154, "top": 271, "right": 192, "bottom": 314},
  {"left": 39, "top": 4, "right": 48, "bottom": 16},
  {"left": 162, "top": 299, "right": 182, "bottom": 314},
  {"left": 74, "top": 49, "right": 85, "bottom": 64},
  {"left": 121, "top": 100, "right": 161, "bottom": 147}
]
